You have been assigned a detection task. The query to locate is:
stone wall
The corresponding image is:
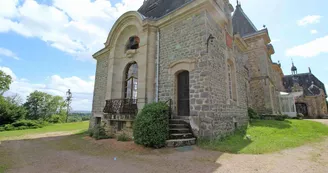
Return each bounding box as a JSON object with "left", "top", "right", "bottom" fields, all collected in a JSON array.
[
  {"left": 90, "top": 54, "right": 109, "bottom": 127},
  {"left": 296, "top": 90, "right": 328, "bottom": 118},
  {"left": 201, "top": 11, "right": 248, "bottom": 137},
  {"left": 158, "top": 10, "right": 248, "bottom": 138},
  {"left": 245, "top": 37, "right": 279, "bottom": 114}
]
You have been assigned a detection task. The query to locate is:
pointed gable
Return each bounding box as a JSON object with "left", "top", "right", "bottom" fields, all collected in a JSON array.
[
  {"left": 138, "top": 0, "right": 193, "bottom": 19},
  {"left": 232, "top": 4, "right": 257, "bottom": 37}
]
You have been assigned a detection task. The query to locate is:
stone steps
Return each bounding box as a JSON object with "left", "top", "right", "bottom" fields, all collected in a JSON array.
[
  {"left": 169, "top": 133, "right": 194, "bottom": 139},
  {"left": 169, "top": 128, "right": 190, "bottom": 133},
  {"left": 166, "top": 138, "right": 196, "bottom": 147},
  {"left": 169, "top": 124, "right": 189, "bottom": 128},
  {"left": 166, "top": 117, "right": 196, "bottom": 147}
]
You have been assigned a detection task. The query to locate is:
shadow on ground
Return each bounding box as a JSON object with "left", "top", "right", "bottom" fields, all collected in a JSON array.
[{"left": 0, "top": 133, "right": 223, "bottom": 173}]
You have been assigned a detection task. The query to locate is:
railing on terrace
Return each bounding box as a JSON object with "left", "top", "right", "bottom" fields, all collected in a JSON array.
[{"left": 103, "top": 99, "right": 138, "bottom": 115}]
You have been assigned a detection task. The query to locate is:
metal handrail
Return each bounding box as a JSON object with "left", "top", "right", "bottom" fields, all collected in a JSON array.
[{"left": 165, "top": 99, "right": 172, "bottom": 119}]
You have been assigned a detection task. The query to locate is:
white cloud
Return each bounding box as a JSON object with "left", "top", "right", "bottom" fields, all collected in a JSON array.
[
  {"left": 0, "top": 47, "right": 19, "bottom": 60},
  {"left": 3, "top": 66, "right": 94, "bottom": 111},
  {"left": 0, "top": 0, "right": 18, "bottom": 18},
  {"left": 0, "top": 66, "right": 17, "bottom": 80},
  {"left": 297, "top": 15, "right": 322, "bottom": 26},
  {"left": 286, "top": 35, "right": 328, "bottom": 58},
  {"left": 0, "top": 0, "right": 144, "bottom": 61},
  {"left": 310, "top": 29, "right": 318, "bottom": 34}
]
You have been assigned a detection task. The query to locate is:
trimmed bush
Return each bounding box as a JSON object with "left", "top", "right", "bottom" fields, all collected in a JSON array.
[
  {"left": 297, "top": 113, "right": 304, "bottom": 120},
  {"left": 117, "top": 132, "right": 131, "bottom": 142},
  {"left": 133, "top": 102, "right": 169, "bottom": 148},
  {"left": 0, "top": 127, "right": 4, "bottom": 132},
  {"left": 248, "top": 107, "right": 259, "bottom": 119},
  {"left": 90, "top": 124, "right": 111, "bottom": 140}
]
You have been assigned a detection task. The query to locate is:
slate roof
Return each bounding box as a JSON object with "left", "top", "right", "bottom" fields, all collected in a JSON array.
[
  {"left": 232, "top": 4, "right": 258, "bottom": 37},
  {"left": 283, "top": 73, "right": 327, "bottom": 97},
  {"left": 138, "top": 0, "right": 193, "bottom": 19}
]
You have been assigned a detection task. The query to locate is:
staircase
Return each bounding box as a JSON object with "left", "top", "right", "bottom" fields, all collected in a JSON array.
[{"left": 166, "top": 117, "right": 196, "bottom": 147}]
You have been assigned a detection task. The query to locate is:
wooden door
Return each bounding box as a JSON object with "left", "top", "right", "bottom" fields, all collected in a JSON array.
[{"left": 177, "top": 71, "right": 190, "bottom": 116}]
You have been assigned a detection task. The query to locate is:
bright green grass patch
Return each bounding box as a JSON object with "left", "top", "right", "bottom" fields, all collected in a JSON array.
[
  {"left": 0, "top": 165, "right": 7, "bottom": 173},
  {"left": 198, "top": 120, "right": 328, "bottom": 154},
  {"left": 0, "top": 121, "right": 89, "bottom": 141}
]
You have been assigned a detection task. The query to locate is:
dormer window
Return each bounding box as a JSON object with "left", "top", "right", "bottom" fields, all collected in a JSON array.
[
  {"left": 147, "top": 0, "right": 159, "bottom": 12},
  {"left": 126, "top": 36, "right": 140, "bottom": 51}
]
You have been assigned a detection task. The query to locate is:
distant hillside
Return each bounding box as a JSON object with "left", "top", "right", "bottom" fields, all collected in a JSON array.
[{"left": 71, "top": 110, "right": 91, "bottom": 114}]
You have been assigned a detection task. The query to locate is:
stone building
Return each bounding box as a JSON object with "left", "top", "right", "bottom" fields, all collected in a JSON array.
[
  {"left": 232, "top": 3, "right": 282, "bottom": 115},
  {"left": 90, "top": 0, "right": 284, "bottom": 145},
  {"left": 283, "top": 65, "right": 328, "bottom": 118}
]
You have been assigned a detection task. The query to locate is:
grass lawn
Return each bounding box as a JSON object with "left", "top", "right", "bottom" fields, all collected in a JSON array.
[
  {"left": 198, "top": 119, "right": 328, "bottom": 154},
  {"left": 0, "top": 121, "right": 89, "bottom": 141}
]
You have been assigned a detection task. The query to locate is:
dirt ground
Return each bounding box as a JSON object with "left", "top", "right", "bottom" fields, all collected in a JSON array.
[{"left": 1, "top": 119, "right": 328, "bottom": 173}]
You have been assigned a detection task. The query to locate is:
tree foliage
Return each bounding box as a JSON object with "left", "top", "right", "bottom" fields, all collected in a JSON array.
[
  {"left": 24, "top": 91, "right": 66, "bottom": 120},
  {"left": 0, "top": 70, "right": 12, "bottom": 95},
  {"left": 0, "top": 96, "right": 27, "bottom": 125}
]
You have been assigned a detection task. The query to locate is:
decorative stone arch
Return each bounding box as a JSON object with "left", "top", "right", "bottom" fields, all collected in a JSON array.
[
  {"left": 169, "top": 58, "right": 196, "bottom": 75},
  {"left": 105, "top": 11, "right": 144, "bottom": 48},
  {"left": 168, "top": 58, "right": 196, "bottom": 116},
  {"left": 295, "top": 102, "right": 309, "bottom": 117},
  {"left": 226, "top": 57, "right": 238, "bottom": 103}
]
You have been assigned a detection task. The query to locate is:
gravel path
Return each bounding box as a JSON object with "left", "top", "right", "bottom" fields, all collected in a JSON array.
[{"left": 0, "top": 119, "right": 327, "bottom": 173}]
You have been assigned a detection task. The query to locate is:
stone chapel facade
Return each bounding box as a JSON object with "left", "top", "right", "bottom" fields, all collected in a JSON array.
[{"left": 90, "top": 0, "right": 283, "bottom": 139}]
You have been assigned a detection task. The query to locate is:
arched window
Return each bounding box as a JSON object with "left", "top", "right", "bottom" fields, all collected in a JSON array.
[
  {"left": 227, "top": 60, "right": 237, "bottom": 102},
  {"left": 228, "top": 64, "right": 233, "bottom": 100},
  {"left": 124, "top": 62, "right": 138, "bottom": 102}
]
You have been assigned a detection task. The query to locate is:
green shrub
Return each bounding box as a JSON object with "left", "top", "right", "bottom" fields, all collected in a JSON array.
[
  {"left": 88, "top": 128, "right": 94, "bottom": 137},
  {"left": 0, "top": 120, "right": 46, "bottom": 131},
  {"left": 0, "top": 96, "right": 27, "bottom": 126},
  {"left": 36, "top": 120, "right": 49, "bottom": 126},
  {"left": 117, "top": 132, "right": 131, "bottom": 142},
  {"left": 260, "top": 114, "right": 288, "bottom": 121},
  {"left": 4, "top": 124, "right": 14, "bottom": 131},
  {"left": 67, "top": 115, "right": 82, "bottom": 122},
  {"left": 133, "top": 102, "right": 169, "bottom": 148},
  {"left": 91, "top": 124, "right": 111, "bottom": 140},
  {"left": 11, "top": 120, "right": 43, "bottom": 128},
  {"left": 17, "top": 126, "right": 28, "bottom": 130},
  {"left": 82, "top": 116, "right": 90, "bottom": 121},
  {"left": 297, "top": 113, "right": 304, "bottom": 120},
  {"left": 47, "top": 114, "right": 65, "bottom": 123},
  {"left": 248, "top": 107, "right": 259, "bottom": 119}
]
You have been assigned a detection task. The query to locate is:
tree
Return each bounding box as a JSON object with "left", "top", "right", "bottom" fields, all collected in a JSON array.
[
  {"left": 0, "top": 95, "right": 27, "bottom": 125},
  {"left": 24, "top": 91, "right": 66, "bottom": 120},
  {"left": 0, "top": 70, "right": 12, "bottom": 95},
  {"left": 65, "top": 89, "right": 72, "bottom": 122}
]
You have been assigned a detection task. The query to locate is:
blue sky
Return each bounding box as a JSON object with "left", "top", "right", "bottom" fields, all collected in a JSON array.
[{"left": 0, "top": 0, "right": 327, "bottom": 111}]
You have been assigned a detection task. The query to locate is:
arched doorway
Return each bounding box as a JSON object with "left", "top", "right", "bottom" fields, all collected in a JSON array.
[
  {"left": 177, "top": 71, "right": 190, "bottom": 116},
  {"left": 296, "top": 103, "right": 308, "bottom": 117}
]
